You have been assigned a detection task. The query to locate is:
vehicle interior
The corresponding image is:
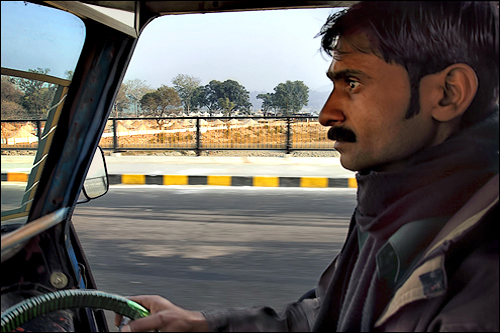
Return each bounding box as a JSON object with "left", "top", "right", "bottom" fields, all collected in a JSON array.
[{"left": 1, "top": 1, "right": 358, "bottom": 331}]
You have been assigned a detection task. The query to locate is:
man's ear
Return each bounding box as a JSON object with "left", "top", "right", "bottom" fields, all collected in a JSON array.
[{"left": 433, "top": 63, "right": 478, "bottom": 122}]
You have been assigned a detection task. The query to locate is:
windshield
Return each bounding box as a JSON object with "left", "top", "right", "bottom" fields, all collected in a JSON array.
[
  {"left": 1, "top": 1, "right": 86, "bottom": 223},
  {"left": 98, "top": 8, "right": 338, "bottom": 152}
]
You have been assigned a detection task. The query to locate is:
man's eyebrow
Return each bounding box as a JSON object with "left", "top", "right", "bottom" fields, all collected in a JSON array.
[{"left": 326, "top": 69, "right": 367, "bottom": 82}]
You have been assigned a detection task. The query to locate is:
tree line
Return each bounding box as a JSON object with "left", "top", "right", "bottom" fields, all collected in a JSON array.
[
  {"left": 1, "top": 69, "right": 310, "bottom": 120},
  {"left": 119, "top": 74, "right": 310, "bottom": 118}
]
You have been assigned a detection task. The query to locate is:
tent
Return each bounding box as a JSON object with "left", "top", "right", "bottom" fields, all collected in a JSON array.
[
  {"left": 20, "top": 123, "right": 36, "bottom": 134},
  {"left": 243, "top": 119, "right": 258, "bottom": 126},
  {"left": 114, "top": 123, "right": 129, "bottom": 135},
  {"left": 180, "top": 119, "right": 193, "bottom": 126},
  {"left": 121, "top": 120, "right": 133, "bottom": 128},
  {"left": 168, "top": 123, "right": 184, "bottom": 130},
  {"left": 135, "top": 124, "right": 150, "bottom": 134},
  {"left": 6, "top": 127, "right": 38, "bottom": 145}
]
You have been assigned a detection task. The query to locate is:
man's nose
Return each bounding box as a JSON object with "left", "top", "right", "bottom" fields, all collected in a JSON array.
[{"left": 318, "top": 90, "right": 346, "bottom": 126}]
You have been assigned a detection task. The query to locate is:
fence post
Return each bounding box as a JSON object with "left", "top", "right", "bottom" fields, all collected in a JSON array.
[
  {"left": 36, "top": 120, "right": 42, "bottom": 142},
  {"left": 196, "top": 117, "right": 201, "bottom": 156},
  {"left": 112, "top": 118, "right": 118, "bottom": 153},
  {"left": 286, "top": 116, "right": 292, "bottom": 154}
]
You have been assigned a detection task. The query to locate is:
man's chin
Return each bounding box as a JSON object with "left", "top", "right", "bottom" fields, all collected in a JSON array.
[
  {"left": 338, "top": 152, "right": 373, "bottom": 173},
  {"left": 339, "top": 154, "right": 402, "bottom": 174},
  {"left": 335, "top": 144, "right": 356, "bottom": 171},
  {"left": 338, "top": 154, "right": 359, "bottom": 172}
]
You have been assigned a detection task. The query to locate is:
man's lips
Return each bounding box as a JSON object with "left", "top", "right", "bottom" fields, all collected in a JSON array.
[{"left": 327, "top": 127, "right": 356, "bottom": 143}]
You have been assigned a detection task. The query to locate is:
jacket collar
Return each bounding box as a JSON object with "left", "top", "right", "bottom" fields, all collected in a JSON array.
[{"left": 375, "top": 174, "right": 499, "bottom": 328}]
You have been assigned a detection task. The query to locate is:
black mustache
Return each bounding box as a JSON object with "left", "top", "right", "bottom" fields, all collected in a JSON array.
[{"left": 327, "top": 127, "right": 356, "bottom": 143}]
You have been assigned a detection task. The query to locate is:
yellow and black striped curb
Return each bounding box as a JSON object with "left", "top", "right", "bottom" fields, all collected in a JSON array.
[
  {"left": 2, "top": 173, "right": 30, "bottom": 182},
  {"left": 2, "top": 173, "right": 357, "bottom": 188}
]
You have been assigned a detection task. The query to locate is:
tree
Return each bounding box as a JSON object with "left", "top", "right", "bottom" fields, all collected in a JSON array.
[
  {"left": 218, "top": 97, "right": 236, "bottom": 116},
  {"left": 256, "top": 93, "right": 276, "bottom": 114},
  {"left": 205, "top": 80, "right": 224, "bottom": 112},
  {"left": 1, "top": 77, "right": 27, "bottom": 119},
  {"left": 191, "top": 85, "right": 210, "bottom": 112},
  {"left": 192, "top": 79, "right": 252, "bottom": 114},
  {"left": 273, "top": 80, "right": 309, "bottom": 115},
  {"left": 8, "top": 68, "right": 57, "bottom": 119},
  {"left": 112, "top": 86, "right": 128, "bottom": 117},
  {"left": 191, "top": 80, "right": 222, "bottom": 114},
  {"left": 139, "top": 85, "right": 182, "bottom": 128},
  {"left": 259, "top": 81, "right": 309, "bottom": 116},
  {"left": 114, "top": 79, "right": 153, "bottom": 117},
  {"left": 219, "top": 79, "right": 252, "bottom": 114},
  {"left": 172, "top": 74, "right": 201, "bottom": 114}
]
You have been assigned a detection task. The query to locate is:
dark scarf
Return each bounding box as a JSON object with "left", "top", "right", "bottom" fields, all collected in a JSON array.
[{"left": 334, "top": 109, "right": 499, "bottom": 331}]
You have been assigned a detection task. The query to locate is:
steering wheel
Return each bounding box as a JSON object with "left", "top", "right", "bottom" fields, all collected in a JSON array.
[{"left": 1, "top": 289, "right": 150, "bottom": 332}]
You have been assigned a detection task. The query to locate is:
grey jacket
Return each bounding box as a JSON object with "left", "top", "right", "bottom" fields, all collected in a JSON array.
[{"left": 203, "top": 174, "right": 499, "bottom": 331}]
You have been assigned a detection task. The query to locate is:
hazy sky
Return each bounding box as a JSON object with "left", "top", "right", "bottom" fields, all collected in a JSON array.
[
  {"left": 1, "top": 1, "right": 86, "bottom": 78},
  {"left": 1, "top": 2, "right": 342, "bottom": 93},
  {"left": 125, "top": 8, "right": 342, "bottom": 92}
]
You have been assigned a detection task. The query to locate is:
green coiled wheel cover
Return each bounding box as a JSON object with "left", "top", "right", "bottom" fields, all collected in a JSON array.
[{"left": 1, "top": 289, "right": 150, "bottom": 332}]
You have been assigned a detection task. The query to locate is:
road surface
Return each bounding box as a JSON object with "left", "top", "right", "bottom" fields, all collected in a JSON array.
[{"left": 2, "top": 184, "right": 357, "bottom": 330}]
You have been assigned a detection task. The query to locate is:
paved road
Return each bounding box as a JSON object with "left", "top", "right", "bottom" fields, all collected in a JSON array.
[
  {"left": 71, "top": 185, "right": 355, "bottom": 329},
  {"left": 71, "top": 185, "right": 355, "bottom": 305},
  {"left": 2, "top": 184, "right": 356, "bottom": 330},
  {"left": 1, "top": 182, "right": 27, "bottom": 211}
]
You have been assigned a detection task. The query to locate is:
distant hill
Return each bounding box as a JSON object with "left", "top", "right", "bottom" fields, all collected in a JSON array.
[
  {"left": 249, "top": 91, "right": 266, "bottom": 111},
  {"left": 305, "top": 89, "right": 331, "bottom": 113}
]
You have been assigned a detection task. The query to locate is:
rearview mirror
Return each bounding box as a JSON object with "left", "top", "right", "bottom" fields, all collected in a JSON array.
[{"left": 78, "top": 147, "right": 109, "bottom": 203}]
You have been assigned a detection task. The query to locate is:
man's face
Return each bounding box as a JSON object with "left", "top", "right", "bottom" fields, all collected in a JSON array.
[{"left": 319, "top": 35, "right": 438, "bottom": 173}]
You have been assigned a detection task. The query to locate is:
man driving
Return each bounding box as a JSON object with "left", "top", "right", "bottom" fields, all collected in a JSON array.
[{"left": 116, "top": 2, "right": 499, "bottom": 331}]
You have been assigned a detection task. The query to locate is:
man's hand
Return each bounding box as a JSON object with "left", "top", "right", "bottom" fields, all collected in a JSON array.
[{"left": 114, "top": 295, "right": 208, "bottom": 332}]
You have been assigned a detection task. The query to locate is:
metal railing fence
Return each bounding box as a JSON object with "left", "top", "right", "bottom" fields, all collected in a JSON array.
[
  {"left": 1, "top": 119, "right": 46, "bottom": 149},
  {"left": 2, "top": 116, "right": 335, "bottom": 155}
]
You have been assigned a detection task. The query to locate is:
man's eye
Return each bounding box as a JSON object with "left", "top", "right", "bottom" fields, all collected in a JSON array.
[{"left": 347, "top": 80, "right": 360, "bottom": 90}]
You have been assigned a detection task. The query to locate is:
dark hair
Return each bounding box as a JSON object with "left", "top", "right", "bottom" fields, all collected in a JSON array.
[{"left": 318, "top": 1, "right": 499, "bottom": 127}]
